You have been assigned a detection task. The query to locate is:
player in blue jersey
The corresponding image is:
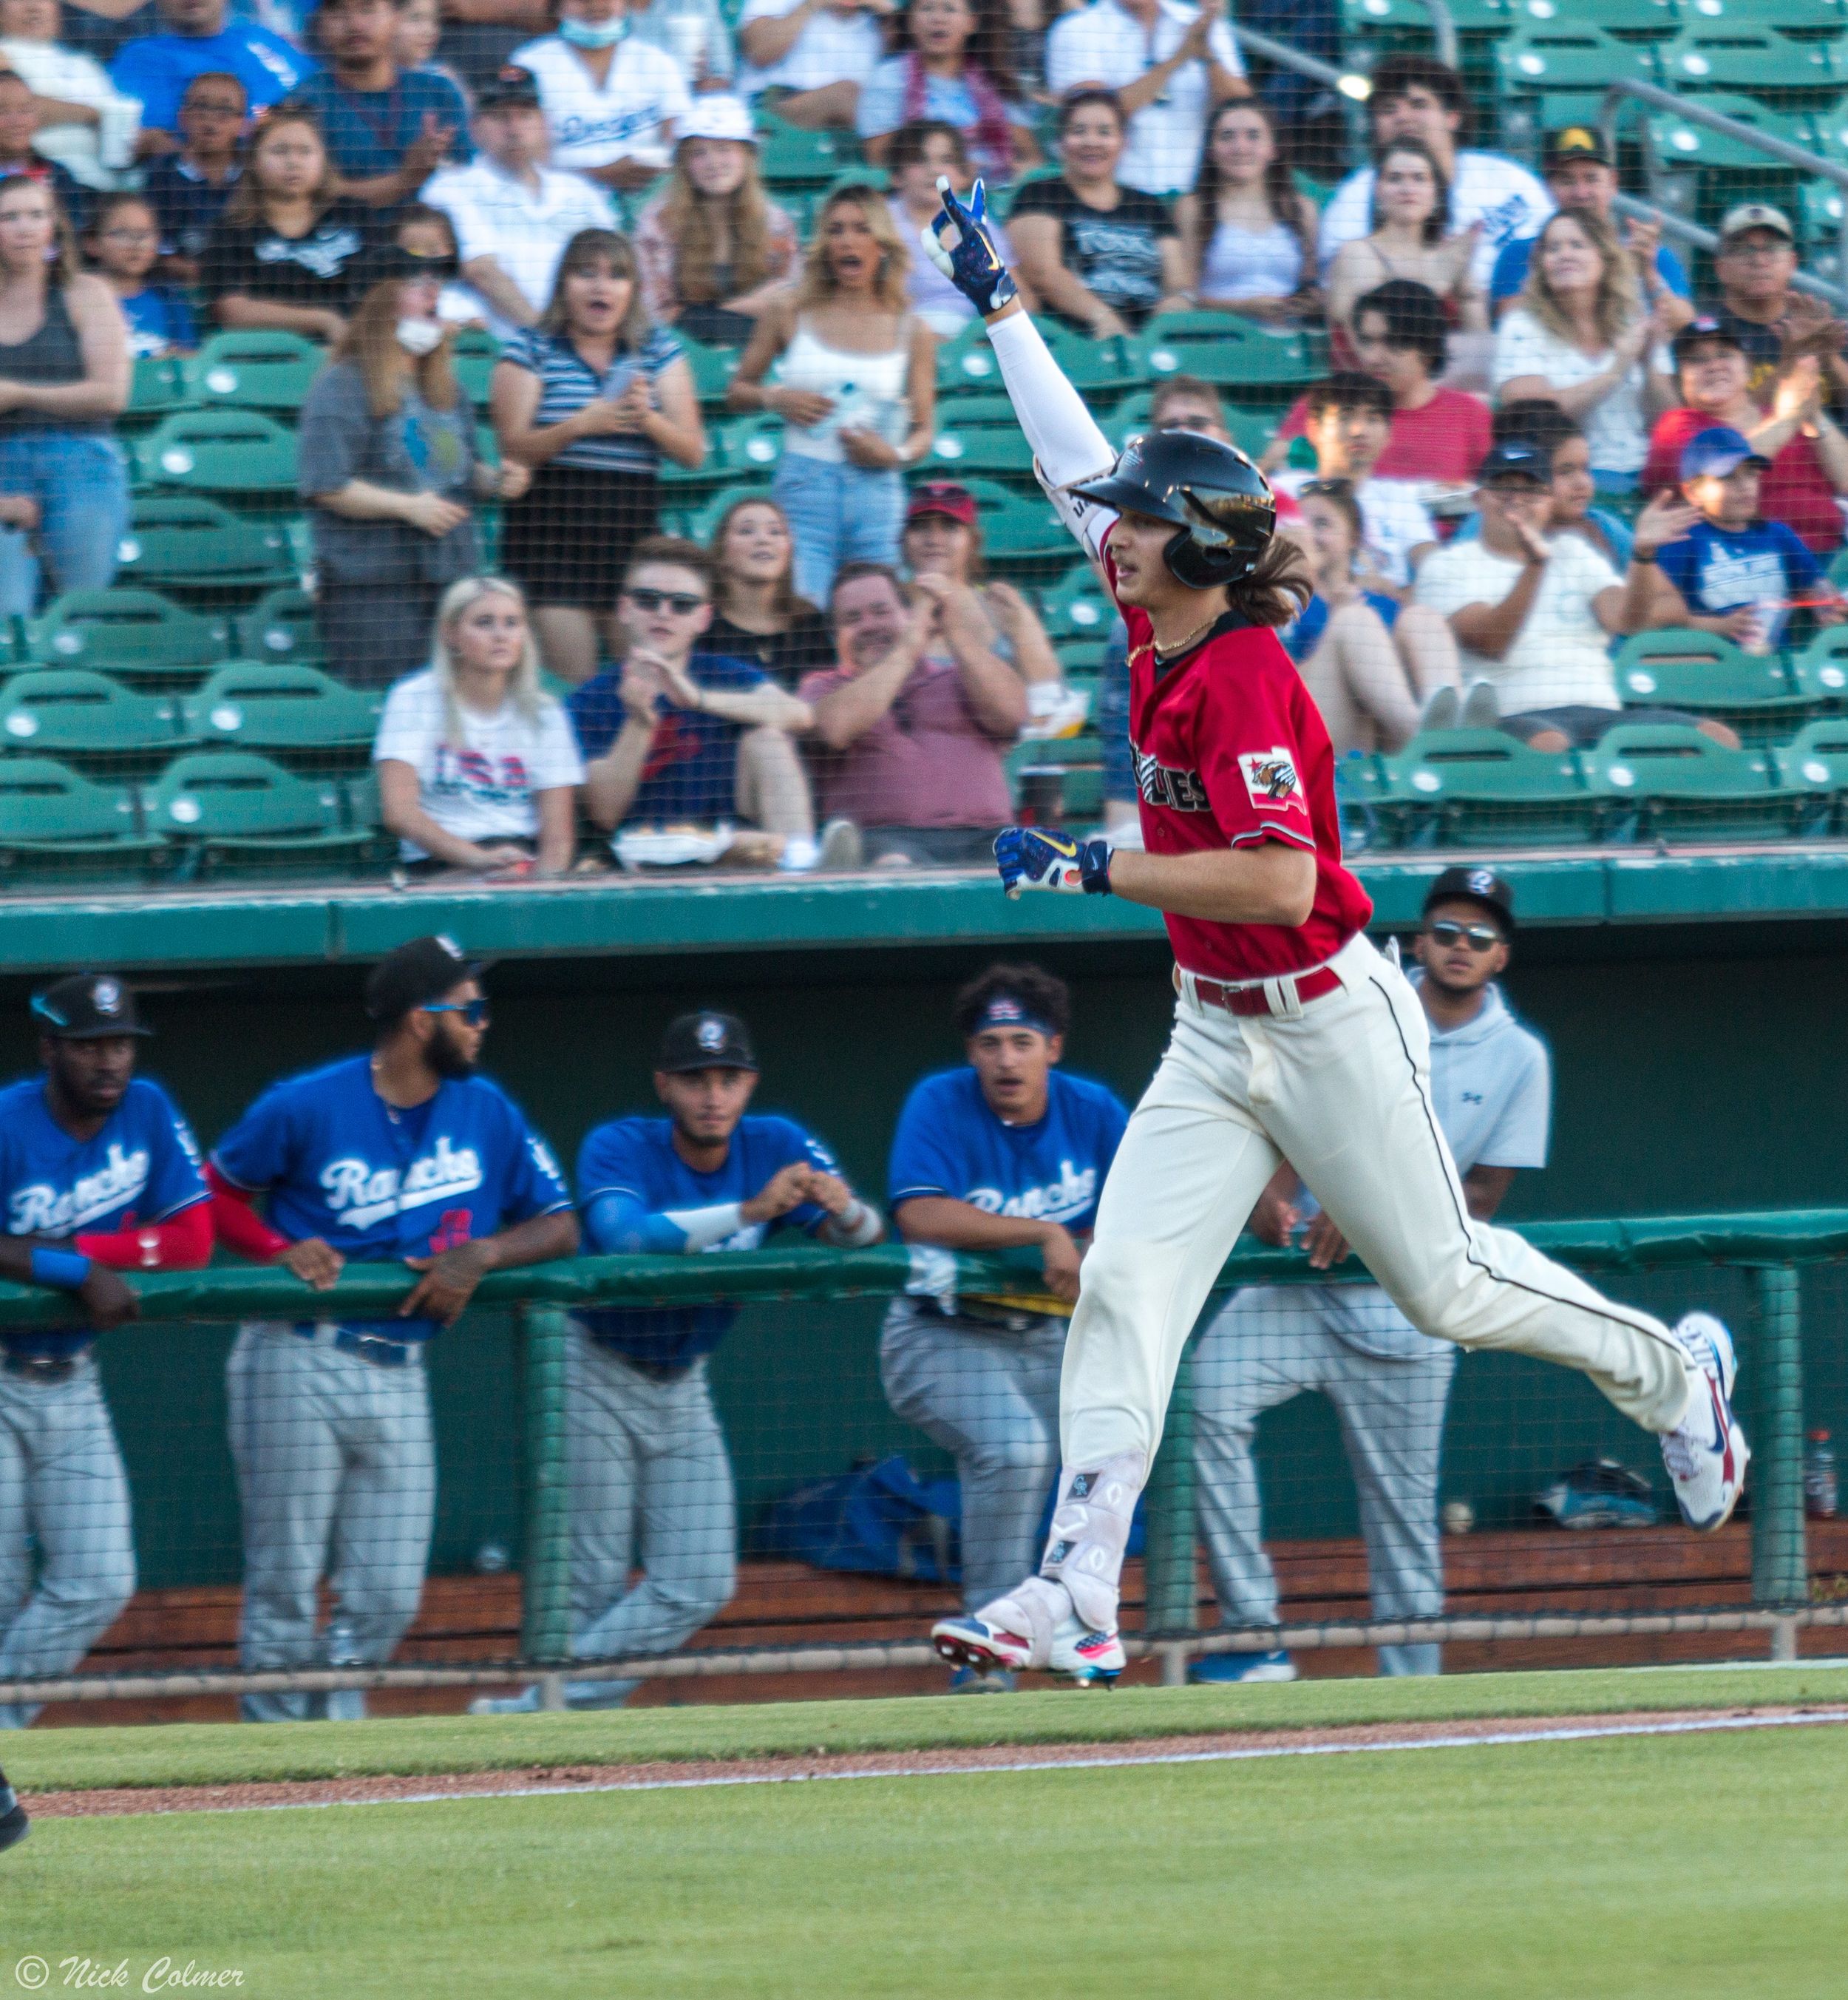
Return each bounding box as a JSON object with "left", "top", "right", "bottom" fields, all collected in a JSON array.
[
  {"left": 0, "top": 973, "right": 211, "bottom": 1746},
  {"left": 881, "top": 965, "right": 1129, "bottom": 1690},
  {"left": 471, "top": 1008, "right": 882, "bottom": 1713},
  {"left": 207, "top": 935, "right": 578, "bottom": 1723}
]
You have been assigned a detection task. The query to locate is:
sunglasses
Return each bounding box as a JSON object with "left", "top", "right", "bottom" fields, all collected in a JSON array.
[
  {"left": 423, "top": 997, "right": 490, "bottom": 1027},
  {"left": 1301, "top": 477, "right": 1356, "bottom": 498},
  {"left": 1424, "top": 920, "right": 1502, "bottom": 952},
  {"left": 625, "top": 588, "right": 706, "bottom": 615}
]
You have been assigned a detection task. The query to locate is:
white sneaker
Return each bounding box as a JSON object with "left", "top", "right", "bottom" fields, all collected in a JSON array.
[
  {"left": 1461, "top": 679, "right": 1502, "bottom": 729},
  {"left": 816, "top": 817, "right": 863, "bottom": 870},
  {"left": 469, "top": 1685, "right": 542, "bottom": 1715},
  {"left": 1419, "top": 685, "right": 1461, "bottom": 733},
  {"left": 1660, "top": 1312, "right": 1750, "bottom": 1530}
]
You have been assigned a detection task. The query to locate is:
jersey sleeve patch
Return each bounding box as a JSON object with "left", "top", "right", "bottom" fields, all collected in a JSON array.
[{"left": 1238, "top": 748, "right": 1310, "bottom": 817}]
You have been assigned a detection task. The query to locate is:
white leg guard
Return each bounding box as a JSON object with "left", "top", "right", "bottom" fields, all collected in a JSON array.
[
  {"left": 971, "top": 1575, "right": 1072, "bottom": 1670},
  {"left": 1040, "top": 1450, "right": 1147, "bottom": 1633}
]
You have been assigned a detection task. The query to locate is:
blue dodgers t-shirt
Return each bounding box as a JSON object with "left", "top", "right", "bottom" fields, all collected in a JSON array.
[
  {"left": 112, "top": 23, "right": 316, "bottom": 133},
  {"left": 568, "top": 652, "right": 768, "bottom": 826},
  {"left": 283, "top": 70, "right": 475, "bottom": 184},
  {"left": 888, "top": 1067, "right": 1129, "bottom": 1233},
  {"left": 1492, "top": 231, "right": 1690, "bottom": 308},
  {"left": 119, "top": 285, "right": 197, "bottom": 358},
  {"left": 0, "top": 1075, "right": 208, "bottom": 1359},
  {"left": 211, "top": 1053, "right": 571, "bottom": 1344},
  {"left": 1656, "top": 517, "right": 1824, "bottom": 651},
  {"left": 574, "top": 1113, "right": 842, "bottom": 1369}
]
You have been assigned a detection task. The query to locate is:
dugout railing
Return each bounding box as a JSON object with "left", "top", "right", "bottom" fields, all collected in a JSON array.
[{"left": 1, "top": 1209, "right": 1844, "bottom": 1715}]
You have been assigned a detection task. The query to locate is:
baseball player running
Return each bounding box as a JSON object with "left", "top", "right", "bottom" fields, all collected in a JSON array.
[
  {"left": 0, "top": 974, "right": 211, "bottom": 1729},
  {"left": 918, "top": 183, "right": 1748, "bottom": 1685},
  {"left": 1192, "top": 867, "right": 1550, "bottom": 1684},
  {"left": 474, "top": 1009, "right": 882, "bottom": 1712},
  {"left": 206, "top": 936, "right": 578, "bottom": 1722}
]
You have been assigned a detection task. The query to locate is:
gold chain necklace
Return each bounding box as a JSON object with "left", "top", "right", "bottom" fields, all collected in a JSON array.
[{"left": 1152, "top": 607, "right": 1223, "bottom": 662}]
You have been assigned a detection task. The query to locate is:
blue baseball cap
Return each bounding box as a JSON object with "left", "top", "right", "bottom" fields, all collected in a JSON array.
[{"left": 1680, "top": 425, "right": 1769, "bottom": 482}]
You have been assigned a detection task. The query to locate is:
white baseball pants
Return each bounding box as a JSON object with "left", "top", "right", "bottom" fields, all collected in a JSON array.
[{"left": 1062, "top": 933, "right": 1692, "bottom": 1474}]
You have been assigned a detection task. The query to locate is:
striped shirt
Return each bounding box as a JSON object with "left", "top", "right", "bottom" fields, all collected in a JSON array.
[{"left": 501, "top": 325, "right": 684, "bottom": 475}]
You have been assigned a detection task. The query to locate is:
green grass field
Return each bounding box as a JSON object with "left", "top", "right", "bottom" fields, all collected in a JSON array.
[{"left": 6, "top": 1667, "right": 1848, "bottom": 1999}]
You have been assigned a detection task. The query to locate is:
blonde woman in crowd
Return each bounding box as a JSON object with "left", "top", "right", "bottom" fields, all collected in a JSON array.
[
  {"left": 374, "top": 574, "right": 584, "bottom": 878},
  {"left": 728, "top": 181, "right": 934, "bottom": 604},
  {"left": 630, "top": 97, "right": 799, "bottom": 347},
  {"left": 1493, "top": 207, "right": 1674, "bottom": 495}
]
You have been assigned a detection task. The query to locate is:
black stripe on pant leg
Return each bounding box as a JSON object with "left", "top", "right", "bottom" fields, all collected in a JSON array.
[{"left": 1364, "top": 975, "right": 1685, "bottom": 1366}]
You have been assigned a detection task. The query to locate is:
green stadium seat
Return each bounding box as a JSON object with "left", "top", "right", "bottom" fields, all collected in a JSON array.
[
  {"left": 937, "top": 319, "right": 1011, "bottom": 397},
  {"left": 1611, "top": 628, "right": 1814, "bottom": 741},
  {"left": 180, "top": 662, "right": 381, "bottom": 766},
  {"left": 126, "top": 355, "right": 188, "bottom": 423},
  {"left": 942, "top": 475, "right": 1071, "bottom": 577},
  {"left": 754, "top": 115, "right": 858, "bottom": 190},
  {"left": 665, "top": 481, "right": 772, "bottom": 543},
  {"left": 1133, "top": 314, "right": 1323, "bottom": 399},
  {"left": 676, "top": 333, "right": 738, "bottom": 410},
  {"left": 661, "top": 411, "right": 783, "bottom": 495},
  {"left": 1495, "top": 24, "right": 1659, "bottom": 148},
  {"left": 0, "top": 756, "right": 160, "bottom": 875},
  {"left": 186, "top": 330, "right": 324, "bottom": 413},
  {"left": 926, "top": 420, "right": 1037, "bottom": 482},
  {"left": 927, "top": 390, "right": 1018, "bottom": 427},
  {"left": 1660, "top": 23, "right": 1848, "bottom": 106},
  {"left": 1041, "top": 325, "right": 1142, "bottom": 396},
  {"left": 1039, "top": 563, "right": 1117, "bottom": 643},
  {"left": 234, "top": 586, "right": 322, "bottom": 665},
  {"left": 450, "top": 327, "right": 501, "bottom": 407},
  {"left": 135, "top": 410, "right": 299, "bottom": 502},
  {"left": 27, "top": 588, "right": 230, "bottom": 677},
  {"left": 116, "top": 498, "right": 299, "bottom": 597},
  {"left": 1333, "top": 749, "right": 1393, "bottom": 852},
  {"left": 1512, "top": 0, "right": 1676, "bottom": 40},
  {"left": 1385, "top": 728, "right": 1596, "bottom": 847},
  {"left": 1773, "top": 713, "right": 1848, "bottom": 831},
  {"left": 1580, "top": 722, "right": 1784, "bottom": 841},
  {"left": 1788, "top": 624, "right": 1848, "bottom": 705},
  {"left": 1648, "top": 91, "right": 1817, "bottom": 174},
  {"left": 147, "top": 750, "right": 373, "bottom": 873},
  {"left": 0, "top": 670, "right": 180, "bottom": 771}
]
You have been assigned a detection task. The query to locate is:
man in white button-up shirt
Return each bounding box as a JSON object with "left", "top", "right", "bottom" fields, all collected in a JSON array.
[
  {"left": 423, "top": 62, "right": 615, "bottom": 339},
  {"left": 1043, "top": 0, "right": 1246, "bottom": 196}
]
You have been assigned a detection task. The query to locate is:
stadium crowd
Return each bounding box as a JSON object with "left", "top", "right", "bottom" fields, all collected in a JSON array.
[{"left": 0, "top": 7, "right": 1828, "bottom": 865}]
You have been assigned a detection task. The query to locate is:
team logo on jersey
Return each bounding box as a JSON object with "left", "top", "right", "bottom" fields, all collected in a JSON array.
[
  {"left": 1133, "top": 746, "right": 1210, "bottom": 812},
  {"left": 1239, "top": 749, "right": 1308, "bottom": 815},
  {"left": 10, "top": 1143, "right": 150, "bottom": 1235},
  {"left": 965, "top": 1159, "right": 1098, "bottom": 1225},
  {"left": 321, "top": 1138, "right": 485, "bottom": 1230}
]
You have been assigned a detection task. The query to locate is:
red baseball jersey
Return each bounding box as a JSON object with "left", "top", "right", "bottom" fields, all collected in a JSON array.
[{"left": 1123, "top": 597, "right": 1373, "bottom": 981}]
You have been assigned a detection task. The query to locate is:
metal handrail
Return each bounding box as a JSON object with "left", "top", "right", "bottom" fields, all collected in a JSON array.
[
  {"left": 1231, "top": 23, "right": 1376, "bottom": 156},
  {"left": 1610, "top": 190, "right": 1848, "bottom": 311},
  {"left": 1405, "top": 0, "right": 1458, "bottom": 70},
  {"left": 1602, "top": 77, "right": 1848, "bottom": 300}
]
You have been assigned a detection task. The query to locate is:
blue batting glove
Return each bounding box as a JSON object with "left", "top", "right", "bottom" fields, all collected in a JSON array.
[
  {"left": 920, "top": 176, "right": 1019, "bottom": 317},
  {"left": 993, "top": 826, "right": 1112, "bottom": 898}
]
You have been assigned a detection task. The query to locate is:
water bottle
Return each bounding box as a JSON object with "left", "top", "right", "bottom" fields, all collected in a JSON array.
[
  {"left": 1805, "top": 1428, "right": 1838, "bottom": 1519},
  {"left": 325, "top": 1616, "right": 366, "bottom": 1722}
]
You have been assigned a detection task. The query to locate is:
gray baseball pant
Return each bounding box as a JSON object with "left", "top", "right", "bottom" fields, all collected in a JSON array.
[
  {"left": 561, "top": 1331, "right": 736, "bottom": 1708},
  {"left": 0, "top": 1356, "right": 136, "bottom": 1729},
  {"left": 1192, "top": 1285, "right": 1457, "bottom": 1676},
  {"left": 226, "top": 1323, "right": 435, "bottom": 1723},
  {"left": 880, "top": 1298, "right": 1066, "bottom": 1615}
]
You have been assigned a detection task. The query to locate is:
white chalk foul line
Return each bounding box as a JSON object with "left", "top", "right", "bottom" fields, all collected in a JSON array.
[{"left": 69, "top": 1706, "right": 1848, "bottom": 1817}]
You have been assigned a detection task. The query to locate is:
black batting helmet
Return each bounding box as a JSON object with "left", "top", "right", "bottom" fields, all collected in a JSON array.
[{"left": 1070, "top": 430, "right": 1276, "bottom": 589}]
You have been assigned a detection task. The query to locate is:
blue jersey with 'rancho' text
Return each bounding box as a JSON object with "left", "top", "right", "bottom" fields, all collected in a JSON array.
[
  {"left": 211, "top": 1054, "right": 571, "bottom": 1344},
  {"left": 0, "top": 1074, "right": 207, "bottom": 1360},
  {"left": 889, "top": 1068, "right": 1128, "bottom": 1230},
  {"left": 573, "top": 1113, "right": 841, "bottom": 1372}
]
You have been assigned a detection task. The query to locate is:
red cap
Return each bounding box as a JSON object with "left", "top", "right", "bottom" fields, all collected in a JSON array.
[
  {"left": 1274, "top": 488, "right": 1302, "bottom": 522},
  {"left": 906, "top": 481, "right": 978, "bottom": 527}
]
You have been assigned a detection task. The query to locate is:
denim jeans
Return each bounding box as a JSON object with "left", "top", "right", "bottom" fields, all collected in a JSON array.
[
  {"left": 0, "top": 431, "right": 131, "bottom": 615},
  {"left": 773, "top": 452, "right": 905, "bottom": 608}
]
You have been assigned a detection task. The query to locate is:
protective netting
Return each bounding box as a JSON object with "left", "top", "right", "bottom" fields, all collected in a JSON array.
[{"left": 0, "top": 1229, "right": 1836, "bottom": 1721}]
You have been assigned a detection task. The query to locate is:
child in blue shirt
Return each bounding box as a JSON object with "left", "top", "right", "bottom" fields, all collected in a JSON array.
[
  {"left": 86, "top": 193, "right": 197, "bottom": 356},
  {"left": 1650, "top": 424, "right": 1844, "bottom": 651}
]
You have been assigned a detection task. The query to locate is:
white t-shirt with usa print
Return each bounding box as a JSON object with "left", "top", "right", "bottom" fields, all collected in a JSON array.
[{"left": 374, "top": 668, "right": 584, "bottom": 858}]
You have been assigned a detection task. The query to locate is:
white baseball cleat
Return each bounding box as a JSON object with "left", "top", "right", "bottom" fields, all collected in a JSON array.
[
  {"left": 933, "top": 1584, "right": 1125, "bottom": 1685},
  {"left": 1660, "top": 1312, "right": 1750, "bottom": 1531}
]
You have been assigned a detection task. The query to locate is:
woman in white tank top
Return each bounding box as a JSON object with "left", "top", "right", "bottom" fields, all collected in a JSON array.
[
  {"left": 1175, "top": 100, "right": 1319, "bottom": 326},
  {"left": 730, "top": 183, "right": 937, "bottom": 604}
]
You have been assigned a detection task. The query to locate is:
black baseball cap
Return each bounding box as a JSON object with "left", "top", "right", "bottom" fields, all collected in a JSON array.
[
  {"left": 657, "top": 1011, "right": 758, "bottom": 1074},
  {"left": 1671, "top": 313, "right": 1747, "bottom": 366},
  {"left": 477, "top": 64, "right": 542, "bottom": 110},
  {"left": 364, "top": 935, "right": 484, "bottom": 1024},
  {"left": 1475, "top": 440, "right": 1550, "bottom": 487},
  {"left": 361, "top": 240, "right": 457, "bottom": 288},
  {"left": 1424, "top": 866, "right": 1516, "bottom": 933},
  {"left": 31, "top": 972, "right": 150, "bottom": 1039},
  {"left": 1542, "top": 125, "right": 1612, "bottom": 171}
]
